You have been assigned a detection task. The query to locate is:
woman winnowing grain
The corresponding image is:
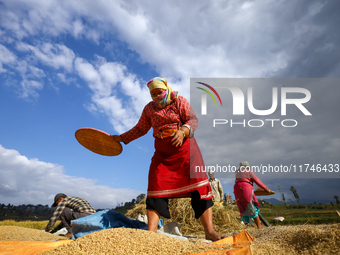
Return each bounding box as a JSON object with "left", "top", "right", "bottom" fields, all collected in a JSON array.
[
  {"left": 112, "top": 77, "right": 225, "bottom": 241},
  {"left": 234, "top": 161, "right": 273, "bottom": 229}
]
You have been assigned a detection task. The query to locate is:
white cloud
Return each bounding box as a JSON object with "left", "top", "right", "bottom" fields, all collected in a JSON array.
[
  {"left": 74, "top": 57, "right": 101, "bottom": 86},
  {"left": 4, "top": 37, "right": 150, "bottom": 132},
  {"left": 0, "top": 0, "right": 104, "bottom": 42},
  {"left": 72, "top": 19, "right": 84, "bottom": 38},
  {"left": 19, "top": 79, "right": 43, "bottom": 98},
  {"left": 10, "top": 59, "right": 46, "bottom": 98},
  {"left": 56, "top": 73, "right": 76, "bottom": 85},
  {"left": 0, "top": 8, "right": 28, "bottom": 39},
  {"left": 16, "top": 42, "right": 75, "bottom": 72},
  {"left": 0, "top": 41, "right": 75, "bottom": 98},
  {"left": 28, "top": 65, "right": 45, "bottom": 79},
  {"left": 15, "top": 60, "right": 45, "bottom": 79},
  {"left": 0, "top": 44, "right": 17, "bottom": 73},
  {"left": 1, "top": 0, "right": 335, "bottom": 85},
  {"left": 75, "top": 56, "right": 150, "bottom": 133},
  {"left": 0, "top": 144, "right": 141, "bottom": 208}
]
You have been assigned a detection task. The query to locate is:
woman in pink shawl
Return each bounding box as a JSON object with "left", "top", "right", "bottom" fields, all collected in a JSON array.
[{"left": 234, "top": 161, "right": 273, "bottom": 229}]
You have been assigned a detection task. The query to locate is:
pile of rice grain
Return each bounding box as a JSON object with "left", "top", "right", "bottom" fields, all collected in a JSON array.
[
  {"left": 0, "top": 226, "right": 68, "bottom": 241},
  {"left": 249, "top": 224, "right": 340, "bottom": 255},
  {"left": 3, "top": 223, "right": 340, "bottom": 254},
  {"left": 41, "top": 228, "right": 227, "bottom": 255}
]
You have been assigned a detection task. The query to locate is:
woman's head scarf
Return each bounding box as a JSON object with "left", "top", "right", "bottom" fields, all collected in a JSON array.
[
  {"left": 239, "top": 161, "right": 250, "bottom": 167},
  {"left": 147, "top": 77, "right": 178, "bottom": 108},
  {"left": 236, "top": 161, "right": 250, "bottom": 173}
]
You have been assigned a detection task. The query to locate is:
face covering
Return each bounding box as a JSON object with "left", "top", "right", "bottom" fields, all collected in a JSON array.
[{"left": 152, "top": 89, "right": 169, "bottom": 108}]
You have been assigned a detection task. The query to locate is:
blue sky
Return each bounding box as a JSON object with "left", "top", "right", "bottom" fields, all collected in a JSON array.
[{"left": 1, "top": 0, "right": 340, "bottom": 209}]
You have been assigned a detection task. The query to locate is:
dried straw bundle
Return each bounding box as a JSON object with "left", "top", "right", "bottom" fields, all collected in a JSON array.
[
  {"left": 125, "top": 198, "right": 147, "bottom": 217},
  {"left": 126, "top": 198, "right": 244, "bottom": 236}
]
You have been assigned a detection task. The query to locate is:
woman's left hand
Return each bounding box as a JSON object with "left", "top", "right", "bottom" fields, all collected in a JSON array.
[{"left": 171, "top": 130, "right": 185, "bottom": 147}]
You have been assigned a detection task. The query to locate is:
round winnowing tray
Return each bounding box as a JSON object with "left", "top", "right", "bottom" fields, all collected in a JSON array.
[{"left": 75, "top": 128, "right": 122, "bottom": 156}]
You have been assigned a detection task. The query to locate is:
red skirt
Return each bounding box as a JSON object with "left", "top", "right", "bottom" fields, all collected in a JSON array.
[
  {"left": 147, "top": 137, "right": 213, "bottom": 200},
  {"left": 233, "top": 182, "right": 260, "bottom": 216}
]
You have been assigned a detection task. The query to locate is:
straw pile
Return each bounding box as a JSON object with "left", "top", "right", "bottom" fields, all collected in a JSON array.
[
  {"left": 125, "top": 198, "right": 244, "bottom": 236},
  {"left": 41, "top": 228, "right": 225, "bottom": 255},
  {"left": 249, "top": 224, "right": 340, "bottom": 255},
  {"left": 0, "top": 226, "right": 68, "bottom": 241}
]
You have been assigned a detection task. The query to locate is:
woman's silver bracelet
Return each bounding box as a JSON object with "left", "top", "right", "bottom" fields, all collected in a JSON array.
[{"left": 181, "top": 124, "right": 194, "bottom": 138}]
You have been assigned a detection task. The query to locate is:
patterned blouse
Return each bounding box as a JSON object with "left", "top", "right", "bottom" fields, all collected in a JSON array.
[
  {"left": 121, "top": 96, "right": 198, "bottom": 144},
  {"left": 235, "top": 171, "right": 268, "bottom": 190}
]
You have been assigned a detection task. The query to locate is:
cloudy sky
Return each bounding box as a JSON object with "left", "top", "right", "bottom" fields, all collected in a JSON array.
[{"left": 1, "top": 0, "right": 339, "bottom": 209}]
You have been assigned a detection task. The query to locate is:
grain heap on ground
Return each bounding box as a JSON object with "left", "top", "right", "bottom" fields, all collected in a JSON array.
[
  {"left": 2, "top": 221, "right": 340, "bottom": 254},
  {"left": 40, "top": 224, "right": 340, "bottom": 254},
  {"left": 0, "top": 226, "right": 68, "bottom": 241},
  {"left": 248, "top": 224, "right": 340, "bottom": 255},
  {"left": 41, "top": 227, "right": 228, "bottom": 255},
  {"left": 125, "top": 197, "right": 244, "bottom": 236}
]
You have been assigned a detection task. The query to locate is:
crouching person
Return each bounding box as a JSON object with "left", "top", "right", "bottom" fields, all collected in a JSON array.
[{"left": 45, "top": 193, "right": 96, "bottom": 237}]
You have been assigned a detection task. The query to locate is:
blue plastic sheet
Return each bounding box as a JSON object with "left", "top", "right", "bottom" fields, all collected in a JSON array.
[
  {"left": 158, "top": 218, "right": 164, "bottom": 228},
  {"left": 71, "top": 209, "right": 148, "bottom": 239}
]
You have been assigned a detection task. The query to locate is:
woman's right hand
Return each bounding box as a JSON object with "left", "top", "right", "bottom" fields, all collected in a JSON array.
[{"left": 112, "top": 135, "right": 123, "bottom": 143}]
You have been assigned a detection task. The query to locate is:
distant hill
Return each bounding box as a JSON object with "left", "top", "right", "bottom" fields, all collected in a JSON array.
[
  {"left": 262, "top": 198, "right": 284, "bottom": 205},
  {"left": 262, "top": 198, "right": 333, "bottom": 205}
]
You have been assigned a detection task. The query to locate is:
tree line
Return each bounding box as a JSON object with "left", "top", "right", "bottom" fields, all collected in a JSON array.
[{"left": 278, "top": 185, "right": 340, "bottom": 206}]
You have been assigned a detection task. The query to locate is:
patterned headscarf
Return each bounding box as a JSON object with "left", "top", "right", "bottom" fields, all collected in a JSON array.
[
  {"left": 239, "top": 161, "right": 250, "bottom": 167},
  {"left": 147, "top": 77, "right": 168, "bottom": 91},
  {"left": 236, "top": 161, "right": 250, "bottom": 173},
  {"left": 147, "top": 77, "right": 178, "bottom": 108}
]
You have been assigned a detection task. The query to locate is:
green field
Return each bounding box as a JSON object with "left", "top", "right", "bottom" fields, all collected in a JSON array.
[
  {"left": 258, "top": 202, "right": 340, "bottom": 226},
  {"left": 1, "top": 202, "right": 340, "bottom": 230},
  {"left": 0, "top": 219, "right": 55, "bottom": 229}
]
